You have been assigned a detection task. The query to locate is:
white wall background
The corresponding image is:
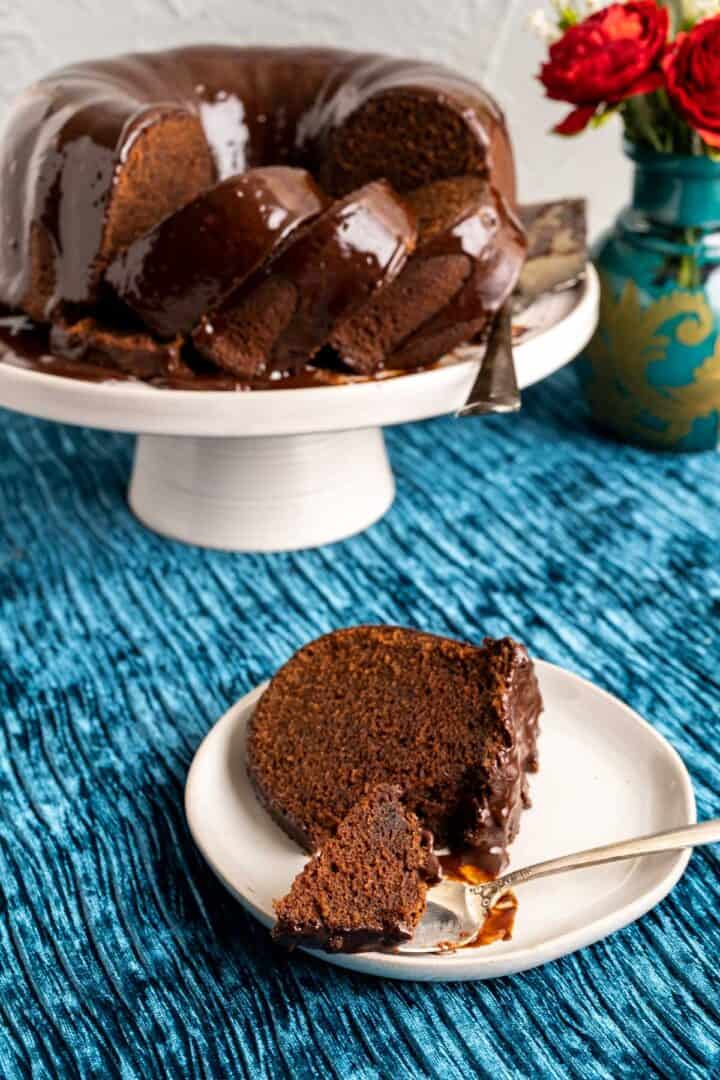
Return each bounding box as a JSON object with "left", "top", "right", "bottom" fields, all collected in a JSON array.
[{"left": 0, "top": 0, "right": 632, "bottom": 238}]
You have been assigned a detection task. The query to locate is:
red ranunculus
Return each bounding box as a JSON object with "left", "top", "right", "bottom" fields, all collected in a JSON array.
[
  {"left": 540, "top": 2, "right": 669, "bottom": 135},
  {"left": 663, "top": 17, "right": 720, "bottom": 149}
]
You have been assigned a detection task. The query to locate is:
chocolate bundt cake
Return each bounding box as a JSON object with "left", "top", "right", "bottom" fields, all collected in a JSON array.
[
  {"left": 192, "top": 180, "right": 416, "bottom": 377},
  {"left": 247, "top": 626, "right": 542, "bottom": 875},
  {"left": 272, "top": 784, "right": 440, "bottom": 953},
  {"left": 0, "top": 46, "right": 525, "bottom": 385}
]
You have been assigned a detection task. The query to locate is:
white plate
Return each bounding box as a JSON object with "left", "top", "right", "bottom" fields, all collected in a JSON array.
[{"left": 185, "top": 658, "right": 696, "bottom": 981}]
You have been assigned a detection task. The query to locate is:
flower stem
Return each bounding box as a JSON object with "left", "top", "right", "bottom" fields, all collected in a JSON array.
[{"left": 677, "top": 228, "right": 702, "bottom": 289}]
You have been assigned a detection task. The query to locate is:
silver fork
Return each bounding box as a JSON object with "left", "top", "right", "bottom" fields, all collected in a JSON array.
[{"left": 394, "top": 819, "right": 720, "bottom": 955}]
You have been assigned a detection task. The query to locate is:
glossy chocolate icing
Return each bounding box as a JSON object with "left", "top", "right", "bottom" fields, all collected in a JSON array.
[
  {"left": 105, "top": 167, "right": 327, "bottom": 337},
  {"left": 0, "top": 46, "right": 516, "bottom": 322},
  {"left": 194, "top": 179, "right": 416, "bottom": 376},
  {"left": 0, "top": 311, "right": 431, "bottom": 390},
  {"left": 50, "top": 316, "right": 188, "bottom": 379},
  {"left": 454, "top": 639, "right": 542, "bottom": 876},
  {"left": 390, "top": 184, "right": 526, "bottom": 370}
]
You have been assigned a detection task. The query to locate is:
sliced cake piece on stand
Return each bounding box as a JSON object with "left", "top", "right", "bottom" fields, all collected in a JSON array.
[
  {"left": 105, "top": 167, "right": 327, "bottom": 338},
  {"left": 330, "top": 178, "right": 526, "bottom": 375},
  {"left": 192, "top": 180, "right": 416, "bottom": 378}
]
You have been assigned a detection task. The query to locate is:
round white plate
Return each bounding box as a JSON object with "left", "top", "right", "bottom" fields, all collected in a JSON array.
[{"left": 185, "top": 658, "right": 696, "bottom": 982}]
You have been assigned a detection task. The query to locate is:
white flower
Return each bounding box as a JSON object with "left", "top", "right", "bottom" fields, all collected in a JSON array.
[
  {"left": 528, "top": 8, "right": 561, "bottom": 42},
  {"left": 682, "top": 0, "right": 720, "bottom": 21}
]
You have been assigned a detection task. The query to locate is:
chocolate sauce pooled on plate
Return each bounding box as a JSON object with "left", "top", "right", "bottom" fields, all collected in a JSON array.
[{"left": 438, "top": 851, "right": 518, "bottom": 948}]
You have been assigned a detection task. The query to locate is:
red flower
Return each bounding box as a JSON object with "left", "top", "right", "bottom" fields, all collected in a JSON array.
[
  {"left": 663, "top": 17, "right": 720, "bottom": 149},
  {"left": 540, "top": 2, "right": 669, "bottom": 135}
]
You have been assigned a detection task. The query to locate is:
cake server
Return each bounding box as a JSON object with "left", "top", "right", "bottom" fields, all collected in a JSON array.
[
  {"left": 394, "top": 818, "right": 720, "bottom": 955},
  {"left": 512, "top": 198, "right": 588, "bottom": 313}
]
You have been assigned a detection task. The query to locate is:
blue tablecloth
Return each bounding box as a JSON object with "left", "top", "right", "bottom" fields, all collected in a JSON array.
[{"left": 0, "top": 366, "right": 718, "bottom": 1078}]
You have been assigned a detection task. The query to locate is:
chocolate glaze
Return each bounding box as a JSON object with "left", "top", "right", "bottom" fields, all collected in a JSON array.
[
  {"left": 438, "top": 851, "right": 494, "bottom": 885},
  {"left": 471, "top": 891, "right": 517, "bottom": 947},
  {"left": 390, "top": 185, "right": 526, "bottom": 370},
  {"left": 0, "top": 312, "right": 437, "bottom": 390},
  {"left": 452, "top": 639, "right": 542, "bottom": 877},
  {"left": 50, "top": 316, "right": 189, "bottom": 379},
  {"left": 195, "top": 179, "right": 416, "bottom": 376},
  {"left": 0, "top": 46, "right": 515, "bottom": 321},
  {"left": 105, "top": 167, "right": 327, "bottom": 337},
  {"left": 437, "top": 852, "right": 518, "bottom": 948}
]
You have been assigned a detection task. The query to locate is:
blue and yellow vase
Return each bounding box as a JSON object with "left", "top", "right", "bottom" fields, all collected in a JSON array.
[{"left": 579, "top": 144, "right": 720, "bottom": 451}]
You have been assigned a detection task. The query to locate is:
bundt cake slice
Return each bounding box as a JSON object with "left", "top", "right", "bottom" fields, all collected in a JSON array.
[
  {"left": 50, "top": 316, "right": 189, "bottom": 379},
  {"left": 105, "top": 167, "right": 327, "bottom": 338},
  {"left": 192, "top": 180, "right": 416, "bottom": 378},
  {"left": 272, "top": 784, "right": 440, "bottom": 953},
  {"left": 6, "top": 105, "right": 215, "bottom": 320},
  {"left": 247, "top": 626, "right": 542, "bottom": 874},
  {"left": 330, "top": 177, "right": 526, "bottom": 374},
  {"left": 387, "top": 181, "right": 526, "bottom": 370}
]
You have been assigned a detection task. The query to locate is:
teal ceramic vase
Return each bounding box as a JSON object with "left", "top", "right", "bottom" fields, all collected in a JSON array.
[{"left": 579, "top": 143, "right": 720, "bottom": 451}]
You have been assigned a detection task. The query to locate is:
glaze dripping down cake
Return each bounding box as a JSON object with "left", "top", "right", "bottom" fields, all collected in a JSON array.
[
  {"left": 0, "top": 46, "right": 526, "bottom": 387},
  {"left": 248, "top": 626, "right": 542, "bottom": 880}
]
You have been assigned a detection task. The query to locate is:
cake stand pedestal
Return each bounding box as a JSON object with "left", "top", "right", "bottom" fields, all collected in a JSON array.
[
  {"left": 0, "top": 266, "right": 598, "bottom": 552},
  {"left": 130, "top": 428, "right": 394, "bottom": 551}
]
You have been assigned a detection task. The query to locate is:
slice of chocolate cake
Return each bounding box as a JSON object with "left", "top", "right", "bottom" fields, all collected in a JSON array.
[
  {"left": 330, "top": 177, "right": 525, "bottom": 374},
  {"left": 247, "top": 626, "right": 542, "bottom": 875},
  {"left": 387, "top": 183, "right": 526, "bottom": 370},
  {"left": 192, "top": 180, "right": 416, "bottom": 378},
  {"left": 272, "top": 784, "right": 440, "bottom": 953},
  {"left": 105, "top": 167, "right": 327, "bottom": 338},
  {"left": 50, "top": 316, "right": 190, "bottom": 379},
  {"left": 329, "top": 177, "right": 484, "bottom": 373}
]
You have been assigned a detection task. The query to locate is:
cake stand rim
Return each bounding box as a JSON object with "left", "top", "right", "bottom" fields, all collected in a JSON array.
[{"left": 0, "top": 265, "right": 599, "bottom": 438}]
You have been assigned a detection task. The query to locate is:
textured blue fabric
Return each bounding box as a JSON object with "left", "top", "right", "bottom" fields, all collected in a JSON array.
[{"left": 0, "top": 366, "right": 718, "bottom": 1079}]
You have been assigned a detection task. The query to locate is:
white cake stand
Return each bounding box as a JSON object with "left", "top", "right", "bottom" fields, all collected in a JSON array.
[{"left": 0, "top": 266, "right": 598, "bottom": 552}]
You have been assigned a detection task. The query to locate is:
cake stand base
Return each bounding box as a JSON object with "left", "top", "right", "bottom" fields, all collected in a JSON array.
[{"left": 128, "top": 427, "right": 395, "bottom": 552}]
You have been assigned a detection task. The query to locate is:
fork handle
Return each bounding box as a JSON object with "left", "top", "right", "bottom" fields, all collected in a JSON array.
[{"left": 471, "top": 818, "right": 720, "bottom": 897}]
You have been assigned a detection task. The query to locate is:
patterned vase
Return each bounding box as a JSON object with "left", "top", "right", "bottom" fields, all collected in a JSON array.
[{"left": 579, "top": 143, "right": 720, "bottom": 451}]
